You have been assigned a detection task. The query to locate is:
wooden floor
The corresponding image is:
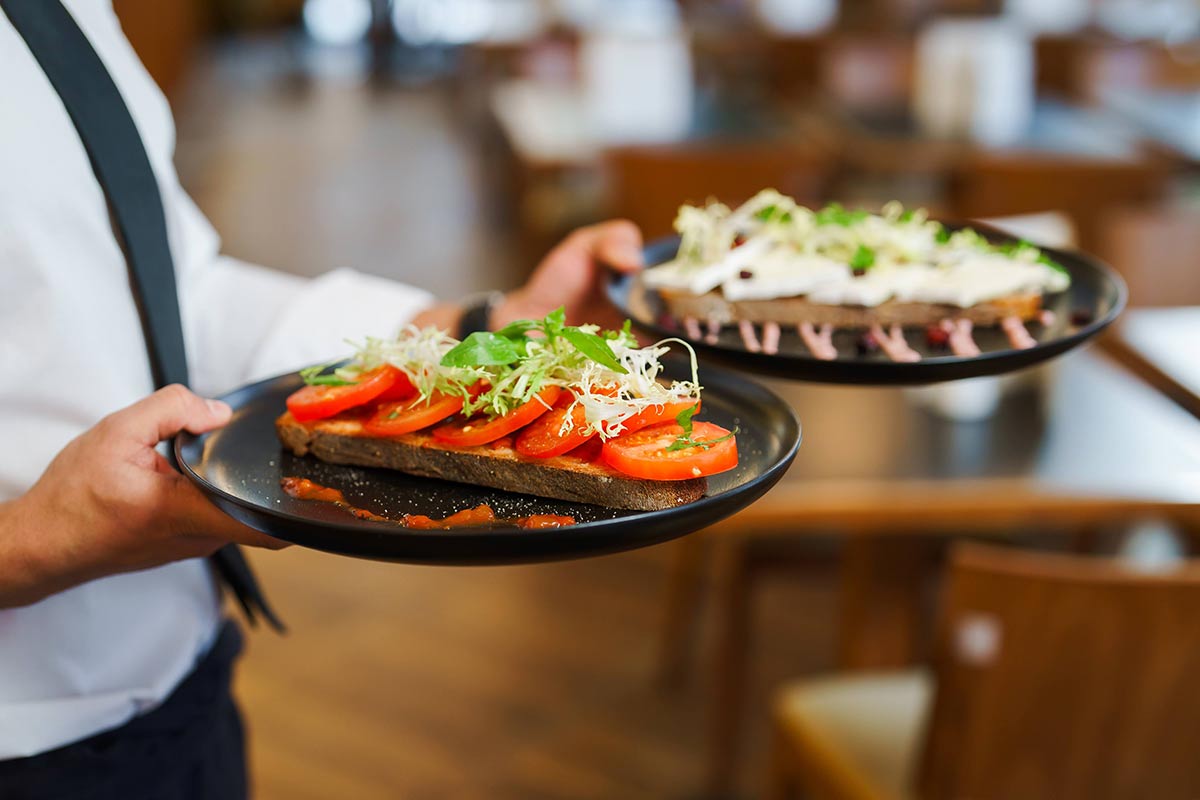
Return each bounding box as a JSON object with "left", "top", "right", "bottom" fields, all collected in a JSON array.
[{"left": 174, "top": 42, "right": 839, "bottom": 799}]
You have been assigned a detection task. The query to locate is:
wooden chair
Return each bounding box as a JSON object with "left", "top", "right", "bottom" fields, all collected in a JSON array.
[
  {"left": 948, "top": 152, "right": 1170, "bottom": 252},
  {"left": 602, "top": 142, "right": 832, "bottom": 239},
  {"left": 768, "top": 544, "right": 1200, "bottom": 800},
  {"left": 1095, "top": 204, "right": 1200, "bottom": 308}
]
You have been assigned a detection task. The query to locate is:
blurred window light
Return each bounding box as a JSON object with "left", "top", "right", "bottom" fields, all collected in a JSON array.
[
  {"left": 485, "top": 0, "right": 548, "bottom": 43},
  {"left": 753, "top": 0, "right": 838, "bottom": 35},
  {"left": 914, "top": 18, "right": 1035, "bottom": 147},
  {"left": 1004, "top": 0, "right": 1091, "bottom": 34},
  {"left": 391, "top": 0, "right": 495, "bottom": 45},
  {"left": 556, "top": 0, "right": 679, "bottom": 33},
  {"left": 303, "top": 0, "right": 373, "bottom": 46}
]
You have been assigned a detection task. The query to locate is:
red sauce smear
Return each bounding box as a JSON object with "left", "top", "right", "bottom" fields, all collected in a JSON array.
[{"left": 280, "top": 477, "right": 575, "bottom": 530}]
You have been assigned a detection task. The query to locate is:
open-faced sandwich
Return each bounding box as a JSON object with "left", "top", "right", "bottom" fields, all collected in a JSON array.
[
  {"left": 275, "top": 310, "right": 738, "bottom": 513},
  {"left": 641, "top": 190, "right": 1071, "bottom": 361}
]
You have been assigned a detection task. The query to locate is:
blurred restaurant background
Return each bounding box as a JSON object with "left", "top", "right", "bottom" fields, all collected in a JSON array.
[{"left": 120, "top": 0, "right": 1200, "bottom": 796}]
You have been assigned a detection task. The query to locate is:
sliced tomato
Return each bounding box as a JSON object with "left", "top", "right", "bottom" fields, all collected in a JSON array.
[
  {"left": 601, "top": 399, "right": 699, "bottom": 437},
  {"left": 287, "top": 365, "right": 399, "bottom": 422},
  {"left": 363, "top": 391, "right": 466, "bottom": 437},
  {"left": 602, "top": 421, "right": 737, "bottom": 480},
  {"left": 375, "top": 369, "right": 418, "bottom": 401},
  {"left": 515, "top": 391, "right": 596, "bottom": 458},
  {"left": 432, "top": 386, "right": 561, "bottom": 447},
  {"left": 563, "top": 435, "right": 604, "bottom": 463}
]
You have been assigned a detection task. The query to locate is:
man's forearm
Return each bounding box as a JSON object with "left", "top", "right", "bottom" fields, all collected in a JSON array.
[{"left": 0, "top": 497, "right": 53, "bottom": 608}]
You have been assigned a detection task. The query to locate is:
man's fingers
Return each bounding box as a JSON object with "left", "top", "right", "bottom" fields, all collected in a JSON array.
[
  {"left": 175, "top": 479, "right": 291, "bottom": 550},
  {"left": 591, "top": 219, "right": 644, "bottom": 273},
  {"left": 559, "top": 219, "right": 643, "bottom": 273},
  {"left": 108, "top": 384, "right": 232, "bottom": 445}
]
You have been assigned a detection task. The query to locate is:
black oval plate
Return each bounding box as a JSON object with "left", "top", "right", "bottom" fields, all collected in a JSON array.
[
  {"left": 608, "top": 228, "right": 1126, "bottom": 385},
  {"left": 176, "top": 362, "right": 799, "bottom": 565}
]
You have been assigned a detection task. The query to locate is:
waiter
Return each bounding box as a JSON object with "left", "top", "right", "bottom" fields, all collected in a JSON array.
[{"left": 0, "top": 1, "right": 644, "bottom": 796}]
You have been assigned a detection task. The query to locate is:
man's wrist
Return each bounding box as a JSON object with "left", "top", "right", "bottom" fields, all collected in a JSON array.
[
  {"left": 456, "top": 291, "right": 506, "bottom": 338},
  {"left": 0, "top": 496, "right": 53, "bottom": 608}
]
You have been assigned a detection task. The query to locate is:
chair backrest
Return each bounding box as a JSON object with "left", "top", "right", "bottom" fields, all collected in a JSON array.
[
  {"left": 1096, "top": 204, "right": 1200, "bottom": 307},
  {"left": 602, "top": 141, "right": 832, "bottom": 239},
  {"left": 919, "top": 544, "right": 1200, "bottom": 800},
  {"left": 948, "top": 152, "right": 1170, "bottom": 252}
]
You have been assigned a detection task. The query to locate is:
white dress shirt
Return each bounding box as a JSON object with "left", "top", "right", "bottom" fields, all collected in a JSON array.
[{"left": 0, "top": 0, "right": 433, "bottom": 758}]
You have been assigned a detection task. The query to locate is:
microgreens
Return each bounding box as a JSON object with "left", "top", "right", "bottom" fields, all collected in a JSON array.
[
  {"left": 815, "top": 202, "right": 869, "bottom": 227},
  {"left": 754, "top": 204, "right": 793, "bottom": 224},
  {"left": 849, "top": 244, "right": 876, "bottom": 272}
]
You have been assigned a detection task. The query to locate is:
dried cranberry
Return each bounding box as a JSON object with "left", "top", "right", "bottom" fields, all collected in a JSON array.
[
  {"left": 732, "top": 234, "right": 747, "bottom": 248},
  {"left": 856, "top": 331, "right": 880, "bottom": 356},
  {"left": 852, "top": 267, "right": 868, "bottom": 278},
  {"left": 1069, "top": 308, "right": 1094, "bottom": 327},
  {"left": 738, "top": 269, "right": 754, "bottom": 280},
  {"left": 925, "top": 324, "right": 950, "bottom": 349}
]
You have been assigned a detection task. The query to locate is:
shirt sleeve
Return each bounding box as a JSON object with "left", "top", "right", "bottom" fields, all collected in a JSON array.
[{"left": 171, "top": 188, "right": 433, "bottom": 397}]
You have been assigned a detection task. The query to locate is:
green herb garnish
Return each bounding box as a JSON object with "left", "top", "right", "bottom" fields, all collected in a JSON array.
[
  {"left": 815, "top": 202, "right": 869, "bottom": 227},
  {"left": 300, "top": 363, "right": 355, "bottom": 387},
  {"left": 440, "top": 309, "right": 627, "bottom": 375},
  {"left": 666, "top": 404, "right": 737, "bottom": 452},
  {"left": 560, "top": 327, "right": 628, "bottom": 374},
  {"left": 754, "top": 204, "right": 794, "bottom": 224},
  {"left": 849, "top": 244, "right": 876, "bottom": 271},
  {"left": 441, "top": 331, "right": 526, "bottom": 368}
]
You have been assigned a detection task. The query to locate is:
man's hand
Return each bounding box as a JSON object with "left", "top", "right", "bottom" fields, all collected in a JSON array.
[
  {"left": 410, "top": 219, "right": 645, "bottom": 334},
  {"left": 492, "top": 219, "right": 644, "bottom": 330},
  {"left": 0, "top": 385, "right": 285, "bottom": 608}
]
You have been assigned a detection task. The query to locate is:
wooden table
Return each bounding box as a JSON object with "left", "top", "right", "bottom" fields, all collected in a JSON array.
[
  {"left": 684, "top": 348, "right": 1200, "bottom": 793},
  {"left": 1102, "top": 307, "right": 1200, "bottom": 422}
]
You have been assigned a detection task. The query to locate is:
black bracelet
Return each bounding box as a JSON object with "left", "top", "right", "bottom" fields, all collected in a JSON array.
[{"left": 456, "top": 292, "right": 503, "bottom": 339}]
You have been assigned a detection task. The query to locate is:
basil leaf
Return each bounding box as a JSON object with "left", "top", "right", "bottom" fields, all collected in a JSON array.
[
  {"left": 561, "top": 327, "right": 628, "bottom": 374},
  {"left": 441, "top": 331, "right": 522, "bottom": 367},
  {"left": 674, "top": 403, "right": 698, "bottom": 437},
  {"left": 849, "top": 245, "right": 876, "bottom": 271},
  {"left": 542, "top": 307, "right": 566, "bottom": 339},
  {"left": 494, "top": 319, "right": 538, "bottom": 339}
]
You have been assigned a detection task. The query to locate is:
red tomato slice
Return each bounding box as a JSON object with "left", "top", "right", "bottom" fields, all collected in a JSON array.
[
  {"left": 602, "top": 421, "right": 737, "bottom": 480},
  {"left": 287, "top": 365, "right": 399, "bottom": 422},
  {"left": 363, "top": 391, "right": 466, "bottom": 437},
  {"left": 600, "top": 400, "right": 699, "bottom": 437},
  {"left": 433, "top": 386, "right": 562, "bottom": 447},
  {"left": 375, "top": 369, "right": 418, "bottom": 401},
  {"left": 515, "top": 391, "right": 596, "bottom": 458}
]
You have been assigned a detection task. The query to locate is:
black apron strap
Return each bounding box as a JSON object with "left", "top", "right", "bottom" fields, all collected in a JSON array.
[{"left": 2, "top": 0, "right": 283, "bottom": 632}]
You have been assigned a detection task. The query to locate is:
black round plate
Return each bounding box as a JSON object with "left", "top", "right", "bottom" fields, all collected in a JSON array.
[
  {"left": 608, "top": 228, "right": 1127, "bottom": 385},
  {"left": 175, "top": 362, "right": 799, "bottom": 565}
]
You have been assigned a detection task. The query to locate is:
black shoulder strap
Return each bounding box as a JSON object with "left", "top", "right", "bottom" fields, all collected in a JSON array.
[{"left": 2, "top": 0, "right": 283, "bottom": 631}]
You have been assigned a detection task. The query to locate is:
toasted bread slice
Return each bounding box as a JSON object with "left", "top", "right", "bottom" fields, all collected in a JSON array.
[
  {"left": 276, "top": 412, "right": 707, "bottom": 512},
  {"left": 658, "top": 288, "right": 1042, "bottom": 328}
]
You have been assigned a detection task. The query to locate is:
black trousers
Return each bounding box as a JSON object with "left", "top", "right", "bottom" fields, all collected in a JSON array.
[{"left": 0, "top": 621, "right": 247, "bottom": 800}]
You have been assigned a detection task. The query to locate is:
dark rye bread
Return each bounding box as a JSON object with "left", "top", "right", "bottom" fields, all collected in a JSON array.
[
  {"left": 276, "top": 412, "right": 707, "bottom": 512},
  {"left": 657, "top": 287, "right": 1043, "bottom": 328}
]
